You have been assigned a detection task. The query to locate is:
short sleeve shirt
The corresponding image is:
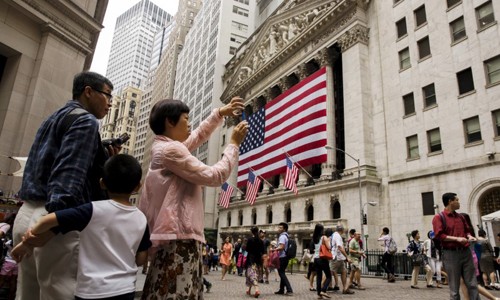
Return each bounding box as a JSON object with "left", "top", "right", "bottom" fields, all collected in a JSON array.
[
  {"left": 331, "top": 232, "right": 346, "bottom": 261},
  {"left": 278, "top": 233, "right": 288, "bottom": 258}
]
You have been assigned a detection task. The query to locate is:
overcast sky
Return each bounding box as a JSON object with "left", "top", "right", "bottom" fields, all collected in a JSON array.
[{"left": 89, "top": 0, "right": 179, "bottom": 75}]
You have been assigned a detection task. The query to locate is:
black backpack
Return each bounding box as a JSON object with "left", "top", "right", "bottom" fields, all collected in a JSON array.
[{"left": 286, "top": 237, "right": 297, "bottom": 259}]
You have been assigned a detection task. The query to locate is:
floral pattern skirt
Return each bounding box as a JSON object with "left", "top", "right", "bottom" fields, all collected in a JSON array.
[
  {"left": 245, "top": 264, "right": 258, "bottom": 287},
  {"left": 141, "top": 240, "right": 203, "bottom": 300}
]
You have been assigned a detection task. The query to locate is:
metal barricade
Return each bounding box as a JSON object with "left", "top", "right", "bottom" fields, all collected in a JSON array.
[{"left": 361, "top": 250, "right": 428, "bottom": 280}]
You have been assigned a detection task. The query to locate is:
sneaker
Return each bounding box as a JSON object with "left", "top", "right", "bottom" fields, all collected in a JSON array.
[
  {"left": 411, "top": 286, "right": 419, "bottom": 289},
  {"left": 342, "top": 289, "right": 355, "bottom": 294},
  {"left": 206, "top": 283, "right": 212, "bottom": 293},
  {"left": 275, "top": 291, "right": 285, "bottom": 295},
  {"left": 285, "top": 291, "right": 294, "bottom": 296},
  {"left": 327, "top": 287, "right": 335, "bottom": 291},
  {"left": 333, "top": 286, "right": 340, "bottom": 291}
]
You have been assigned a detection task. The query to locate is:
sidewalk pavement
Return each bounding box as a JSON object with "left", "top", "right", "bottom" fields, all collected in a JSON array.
[{"left": 135, "top": 267, "right": 500, "bottom": 299}]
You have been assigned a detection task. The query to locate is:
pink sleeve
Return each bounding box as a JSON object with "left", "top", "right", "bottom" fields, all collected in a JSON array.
[
  {"left": 184, "top": 109, "right": 223, "bottom": 152},
  {"left": 161, "top": 142, "right": 239, "bottom": 187}
]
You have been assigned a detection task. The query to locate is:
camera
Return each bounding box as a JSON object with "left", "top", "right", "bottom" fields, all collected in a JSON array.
[{"left": 102, "top": 133, "right": 130, "bottom": 148}]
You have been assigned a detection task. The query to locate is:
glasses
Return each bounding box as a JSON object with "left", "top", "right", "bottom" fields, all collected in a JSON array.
[{"left": 90, "top": 87, "right": 113, "bottom": 102}]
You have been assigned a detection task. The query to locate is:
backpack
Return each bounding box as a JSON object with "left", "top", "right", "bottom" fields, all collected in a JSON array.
[
  {"left": 388, "top": 238, "right": 398, "bottom": 254},
  {"left": 286, "top": 238, "right": 297, "bottom": 259}
]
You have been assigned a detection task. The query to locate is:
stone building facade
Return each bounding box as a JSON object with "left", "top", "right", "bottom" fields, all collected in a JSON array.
[
  {"left": 217, "top": 0, "right": 500, "bottom": 252},
  {"left": 0, "top": 0, "right": 108, "bottom": 194}
]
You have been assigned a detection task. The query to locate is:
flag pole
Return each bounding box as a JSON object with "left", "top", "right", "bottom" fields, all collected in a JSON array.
[
  {"left": 227, "top": 182, "right": 244, "bottom": 195},
  {"left": 249, "top": 167, "right": 274, "bottom": 188},
  {"left": 283, "top": 150, "right": 314, "bottom": 180}
]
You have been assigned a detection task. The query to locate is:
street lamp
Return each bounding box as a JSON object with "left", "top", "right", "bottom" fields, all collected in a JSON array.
[
  {"left": 362, "top": 201, "right": 377, "bottom": 250},
  {"left": 325, "top": 145, "right": 364, "bottom": 248}
]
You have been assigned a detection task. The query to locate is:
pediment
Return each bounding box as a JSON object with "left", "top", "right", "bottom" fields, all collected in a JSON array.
[{"left": 221, "top": 0, "right": 368, "bottom": 103}]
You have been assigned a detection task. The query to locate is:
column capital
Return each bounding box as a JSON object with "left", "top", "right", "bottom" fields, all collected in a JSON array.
[{"left": 338, "top": 24, "right": 369, "bottom": 52}]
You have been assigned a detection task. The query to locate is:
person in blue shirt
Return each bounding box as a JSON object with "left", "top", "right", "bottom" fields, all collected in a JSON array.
[
  {"left": 13, "top": 71, "right": 118, "bottom": 300},
  {"left": 273, "top": 222, "right": 293, "bottom": 296},
  {"left": 12, "top": 154, "right": 151, "bottom": 300}
]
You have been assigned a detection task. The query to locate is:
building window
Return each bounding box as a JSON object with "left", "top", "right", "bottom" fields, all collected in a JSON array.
[
  {"left": 421, "top": 192, "right": 435, "bottom": 216},
  {"left": 239, "top": 212, "right": 243, "bottom": 226},
  {"left": 422, "top": 83, "right": 436, "bottom": 107},
  {"left": 232, "top": 5, "right": 249, "bottom": 17},
  {"left": 484, "top": 55, "right": 500, "bottom": 85},
  {"left": 229, "top": 46, "right": 237, "bottom": 55},
  {"left": 252, "top": 211, "right": 257, "bottom": 225},
  {"left": 399, "top": 47, "right": 411, "bottom": 70},
  {"left": 427, "top": 128, "right": 442, "bottom": 153},
  {"left": 407, "top": 134, "right": 419, "bottom": 159},
  {"left": 492, "top": 109, "right": 500, "bottom": 137},
  {"left": 414, "top": 5, "right": 427, "bottom": 27},
  {"left": 286, "top": 207, "right": 292, "bottom": 223},
  {"left": 464, "top": 116, "right": 482, "bottom": 144},
  {"left": 307, "top": 205, "right": 314, "bottom": 221},
  {"left": 448, "top": 0, "right": 461, "bottom": 8},
  {"left": 267, "top": 210, "right": 273, "bottom": 224},
  {"left": 396, "top": 17, "right": 407, "bottom": 38},
  {"left": 231, "top": 21, "right": 248, "bottom": 32},
  {"left": 235, "top": 0, "right": 249, "bottom": 5},
  {"left": 332, "top": 201, "right": 341, "bottom": 219},
  {"left": 417, "top": 36, "right": 431, "bottom": 59},
  {"left": 476, "top": 1, "right": 495, "bottom": 30},
  {"left": 457, "top": 68, "right": 475, "bottom": 95},
  {"left": 403, "top": 93, "right": 415, "bottom": 116},
  {"left": 227, "top": 213, "right": 231, "bottom": 227},
  {"left": 450, "top": 17, "right": 467, "bottom": 43}
]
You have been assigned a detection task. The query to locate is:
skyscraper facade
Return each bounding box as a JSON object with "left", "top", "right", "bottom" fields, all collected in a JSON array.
[{"left": 105, "top": 0, "right": 172, "bottom": 95}]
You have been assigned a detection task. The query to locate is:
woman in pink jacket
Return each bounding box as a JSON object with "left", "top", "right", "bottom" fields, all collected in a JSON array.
[{"left": 139, "top": 98, "right": 247, "bottom": 299}]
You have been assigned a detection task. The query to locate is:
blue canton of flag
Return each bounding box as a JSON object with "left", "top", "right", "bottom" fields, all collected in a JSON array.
[{"left": 239, "top": 108, "right": 265, "bottom": 155}]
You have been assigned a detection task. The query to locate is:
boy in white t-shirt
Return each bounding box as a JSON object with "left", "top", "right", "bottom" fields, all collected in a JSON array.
[{"left": 12, "top": 154, "right": 151, "bottom": 300}]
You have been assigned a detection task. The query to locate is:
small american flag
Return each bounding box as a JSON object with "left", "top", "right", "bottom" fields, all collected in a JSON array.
[
  {"left": 246, "top": 170, "right": 262, "bottom": 205},
  {"left": 284, "top": 157, "right": 299, "bottom": 195},
  {"left": 219, "top": 182, "right": 233, "bottom": 208}
]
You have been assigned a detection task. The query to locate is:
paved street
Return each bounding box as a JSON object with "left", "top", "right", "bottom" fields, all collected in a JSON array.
[{"left": 135, "top": 268, "right": 500, "bottom": 299}]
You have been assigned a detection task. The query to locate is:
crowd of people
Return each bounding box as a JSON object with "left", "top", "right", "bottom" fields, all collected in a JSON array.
[{"left": 2, "top": 70, "right": 500, "bottom": 300}]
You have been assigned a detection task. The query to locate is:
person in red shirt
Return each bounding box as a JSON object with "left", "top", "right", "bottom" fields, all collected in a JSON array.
[{"left": 432, "top": 193, "right": 480, "bottom": 300}]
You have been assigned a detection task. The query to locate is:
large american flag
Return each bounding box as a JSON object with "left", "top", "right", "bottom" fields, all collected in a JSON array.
[
  {"left": 245, "top": 170, "right": 261, "bottom": 205},
  {"left": 218, "top": 182, "right": 233, "bottom": 208},
  {"left": 284, "top": 157, "right": 299, "bottom": 195},
  {"left": 237, "top": 67, "right": 328, "bottom": 186}
]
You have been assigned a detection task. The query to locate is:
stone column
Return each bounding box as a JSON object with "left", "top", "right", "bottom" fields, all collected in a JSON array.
[
  {"left": 315, "top": 48, "right": 336, "bottom": 180},
  {"left": 337, "top": 24, "right": 371, "bottom": 170}
]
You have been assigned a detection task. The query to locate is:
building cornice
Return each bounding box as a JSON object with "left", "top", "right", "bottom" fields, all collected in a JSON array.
[{"left": 221, "top": 0, "right": 370, "bottom": 104}]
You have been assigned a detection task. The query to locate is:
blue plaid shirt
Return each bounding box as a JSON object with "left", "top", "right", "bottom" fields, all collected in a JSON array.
[{"left": 19, "top": 100, "right": 105, "bottom": 212}]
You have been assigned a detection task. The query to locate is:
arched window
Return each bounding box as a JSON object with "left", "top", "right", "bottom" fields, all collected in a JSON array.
[
  {"left": 286, "top": 207, "right": 292, "bottom": 223},
  {"left": 252, "top": 211, "right": 257, "bottom": 225},
  {"left": 478, "top": 187, "right": 500, "bottom": 217},
  {"left": 227, "top": 213, "right": 231, "bottom": 227},
  {"left": 332, "top": 201, "right": 341, "bottom": 219},
  {"left": 267, "top": 210, "right": 273, "bottom": 224},
  {"left": 307, "top": 205, "right": 314, "bottom": 221}
]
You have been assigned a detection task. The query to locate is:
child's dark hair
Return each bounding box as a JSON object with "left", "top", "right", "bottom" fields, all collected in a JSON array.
[
  {"left": 102, "top": 154, "right": 141, "bottom": 194},
  {"left": 411, "top": 230, "right": 419, "bottom": 239}
]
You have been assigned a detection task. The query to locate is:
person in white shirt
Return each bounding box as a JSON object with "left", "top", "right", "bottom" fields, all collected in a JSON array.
[{"left": 330, "top": 225, "right": 354, "bottom": 295}]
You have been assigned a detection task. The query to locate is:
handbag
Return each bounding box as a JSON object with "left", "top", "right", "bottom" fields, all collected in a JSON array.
[
  {"left": 411, "top": 253, "right": 424, "bottom": 266},
  {"left": 319, "top": 237, "right": 333, "bottom": 260},
  {"left": 268, "top": 250, "right": 280, "bottom": 269}
]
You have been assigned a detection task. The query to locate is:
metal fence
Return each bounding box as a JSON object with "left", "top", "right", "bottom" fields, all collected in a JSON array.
[{"left": 360, "top": 250, "right": 428, "bottom": 280}]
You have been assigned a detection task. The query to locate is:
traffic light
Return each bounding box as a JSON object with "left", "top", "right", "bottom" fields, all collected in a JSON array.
[{"left": 363, "top": 213, "right": 367, "bottom": 225}]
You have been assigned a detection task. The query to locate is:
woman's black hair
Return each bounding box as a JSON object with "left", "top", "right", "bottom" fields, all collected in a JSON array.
[
  {"left": 312, "top": 223, "right": 324, "bottom": 244},
  {"left": 149, "top": 99, "right": 190, "bottom": 135}
]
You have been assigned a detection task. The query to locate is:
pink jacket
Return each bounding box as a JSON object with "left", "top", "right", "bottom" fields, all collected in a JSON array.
[{"left": 139, "top": 110, "right": 239, "bottom": 247}]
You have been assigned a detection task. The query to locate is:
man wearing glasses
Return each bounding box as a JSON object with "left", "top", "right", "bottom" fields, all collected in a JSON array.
[{"left": 14, "top": 71, "right": 118, "bottom": 300}]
